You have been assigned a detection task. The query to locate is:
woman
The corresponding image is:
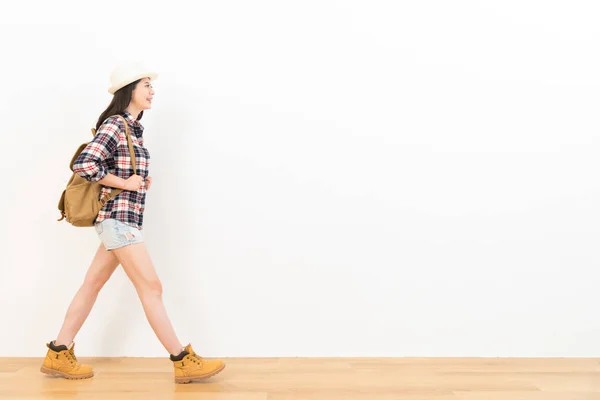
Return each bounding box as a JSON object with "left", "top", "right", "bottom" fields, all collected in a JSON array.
[{"left": 40, "top": 62, "right": 225, "bottom": 384}]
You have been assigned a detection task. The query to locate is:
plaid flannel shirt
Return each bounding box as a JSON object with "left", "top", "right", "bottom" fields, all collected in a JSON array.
[{"left": 73, "top": 111, "right": 150, "bottom": 230}]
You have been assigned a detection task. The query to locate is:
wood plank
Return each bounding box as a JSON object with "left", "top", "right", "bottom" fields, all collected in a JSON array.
[{"left": 0, "top": 357, "right": 598, "bottom": 399}]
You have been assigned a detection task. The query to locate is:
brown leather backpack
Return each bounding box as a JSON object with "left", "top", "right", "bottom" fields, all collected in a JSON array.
[{"left": 57, "top": 115, "right": 137, "bottom": 227}]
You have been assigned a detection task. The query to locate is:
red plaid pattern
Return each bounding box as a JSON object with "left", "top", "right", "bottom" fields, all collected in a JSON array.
[{"left": 73, "top": 111, "right": 150, "bottom": 230}]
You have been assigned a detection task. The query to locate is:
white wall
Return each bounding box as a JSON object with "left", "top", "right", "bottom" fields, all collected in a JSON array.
[{"left": 1, "top": 0, "right": 600, "bottom": 358}]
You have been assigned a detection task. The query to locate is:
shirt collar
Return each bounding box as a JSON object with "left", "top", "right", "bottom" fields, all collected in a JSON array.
[{"left": 121, "top": 110, "right": 144, "bottom": 136}]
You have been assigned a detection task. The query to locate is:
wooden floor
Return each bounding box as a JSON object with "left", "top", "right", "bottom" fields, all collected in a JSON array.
[{"left": 1, "top": 357, "right": 599, "bottom": 399}]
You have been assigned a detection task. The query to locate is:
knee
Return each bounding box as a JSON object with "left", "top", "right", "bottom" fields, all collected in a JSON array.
[{"left": 143, "top": 278, "right": 163, "bottom": 298}]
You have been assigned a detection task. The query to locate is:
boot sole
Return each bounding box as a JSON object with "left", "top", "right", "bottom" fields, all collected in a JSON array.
[
  {"left": 40, "top": 366, "right": 94, "bottom": 380},
  {"left": 174, "top": 364, "right": 226, "bottom": 384}
]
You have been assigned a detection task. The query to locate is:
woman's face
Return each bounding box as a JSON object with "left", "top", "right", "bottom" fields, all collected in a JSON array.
[{"left": 131, "top": 78, "right": 155, "bottom": 110}]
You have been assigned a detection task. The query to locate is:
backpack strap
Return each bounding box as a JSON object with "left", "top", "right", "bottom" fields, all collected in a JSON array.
[{"left": 98, "top": 115, "right": 138, "bottom": 206}]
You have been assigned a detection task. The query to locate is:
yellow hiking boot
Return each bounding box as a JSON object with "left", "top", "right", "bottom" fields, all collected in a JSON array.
[
  {"left": 40, "top": 341, "right": 94, "bottom": 380},
  {"left": 171, "top": 344, "right": 225, "bottom": 383}
]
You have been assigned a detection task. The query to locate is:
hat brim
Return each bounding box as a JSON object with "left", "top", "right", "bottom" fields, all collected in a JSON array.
[{"left": 108, "top": 72, "right": 158, "bottom": 95}]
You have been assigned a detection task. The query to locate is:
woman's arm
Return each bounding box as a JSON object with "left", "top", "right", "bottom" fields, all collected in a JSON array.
[
  {"left": 73, "top": 116, "right": 120, "bottom": 182},
  {"left": 97, "top": 173, "right": 126, "bottom": 189},
  {"left": 98, "top": 173, "right": 143, "bottom": 191},
  {"left": 73, "top": 116, "right": 143, "bottom": 191}
]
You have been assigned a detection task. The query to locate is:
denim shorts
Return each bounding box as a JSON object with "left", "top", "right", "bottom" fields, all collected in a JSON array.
[{"left": 94, "top": 219, "right": 143, "bottom": 251}]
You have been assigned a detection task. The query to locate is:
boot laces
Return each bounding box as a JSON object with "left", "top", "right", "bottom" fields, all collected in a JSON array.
[
  {"left": 189, "top": 351, "right": 204, "bottom": 365},
  {"left": 63, "top": 350, "right": 76, "bottom": 365}
]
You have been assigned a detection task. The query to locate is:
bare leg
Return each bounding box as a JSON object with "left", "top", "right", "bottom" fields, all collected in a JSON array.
[
  {"left": 111, "top": 243, "right": 184, "bottom": 356},
  {"left": 55, "top": 244, "right": 120, "bottom": 346}
]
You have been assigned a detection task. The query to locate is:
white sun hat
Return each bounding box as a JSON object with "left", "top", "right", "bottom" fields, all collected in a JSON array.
[{"left": 108, "top": 62, "right": 158, "bottom": 95}]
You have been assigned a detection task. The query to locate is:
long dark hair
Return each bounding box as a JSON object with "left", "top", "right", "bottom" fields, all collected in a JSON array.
[{"left": 95, "top": 79, "right": 143, "bottom": 130}]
